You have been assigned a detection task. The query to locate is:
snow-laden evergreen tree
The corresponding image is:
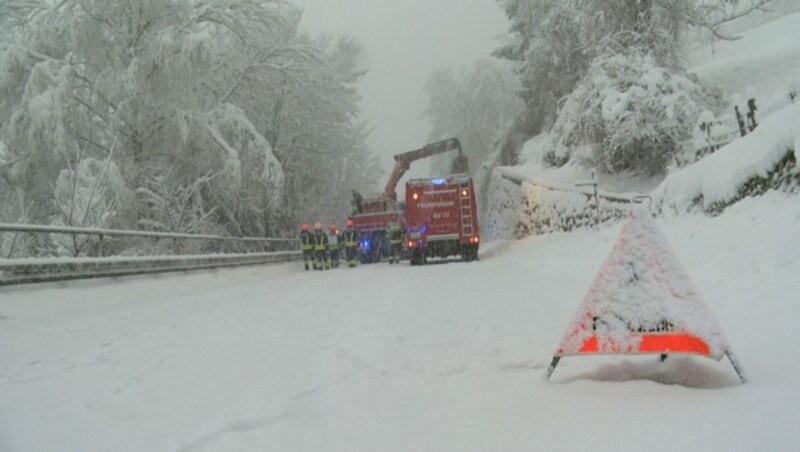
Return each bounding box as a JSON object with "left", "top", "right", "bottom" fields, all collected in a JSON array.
[
  {"left": 422, "top": 59, "right": 524, "bottom": 175},
  {"left": 495, "top": 0, "right": 773, "bottom": 173}
]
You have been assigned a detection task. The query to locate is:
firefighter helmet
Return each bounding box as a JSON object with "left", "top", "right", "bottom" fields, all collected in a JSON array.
[
  {"left": 346, "top": 219, "right": 354, "bottom": 228},
  {"left": 301, "top": 223, "right": 309, "bottom": 232},
  {"left": 314, "top": 223, "right": 322, "bottom": 231}
]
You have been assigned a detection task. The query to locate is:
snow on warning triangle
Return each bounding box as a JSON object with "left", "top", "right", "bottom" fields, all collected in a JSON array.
[{"left": 555, "top": 208, "right": 730, "bottom": 360}]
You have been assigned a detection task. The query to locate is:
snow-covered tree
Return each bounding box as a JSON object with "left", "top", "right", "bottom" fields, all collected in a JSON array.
[
  {"left": 50, "top": 154, "right": 131, "bottom": 256},
  {"left": 552, "top": 49, "right": 710, "bottom": 174},
  {"left": 0, "top": 0, "right": 376, "bottom": 254},
  {"left": 422, "top": 59, "right": 524, "bottom": 174},
  {"left": 261, "top": 35, "right": 374, "bottom": 228},
  {"left": 493, "top": 0, "right": 591, "bottom": 134},
  {"left": 494, "top": 0, "right": 774, "bottom": 171},
  {"left": 135, "top": 171, "right": 224, "bottom": 255}
]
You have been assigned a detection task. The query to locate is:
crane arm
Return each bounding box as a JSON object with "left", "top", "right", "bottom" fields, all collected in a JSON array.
[{"left": 383, "top": 137, "right": 462, "bottom": 200}]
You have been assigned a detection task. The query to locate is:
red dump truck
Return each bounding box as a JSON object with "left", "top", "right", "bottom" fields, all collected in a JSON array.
[{"left": 404, "top": 174, "right": 480, "bottom": 265}]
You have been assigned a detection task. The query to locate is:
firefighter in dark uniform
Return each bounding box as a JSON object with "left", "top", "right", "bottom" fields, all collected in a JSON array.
[
  {"left": 300, "top": 223, "right": 313, "bottom": 270},
  {"left": 386, "top": 221, "right": 403, "bottom": 264},
  {"left": 313, "top": 223, "right": 329, "bottom": 270},
  {"left": 327, "top": 223, "right": 341, "bottom": 268},
  {"left": 342, "top": 219, "right": 359, "bottom": 268}
]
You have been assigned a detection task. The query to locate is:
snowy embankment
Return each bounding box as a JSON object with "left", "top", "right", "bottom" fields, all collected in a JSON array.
[
  {"left": 485, "top": 13, "right": 800, "bottom": 233},
  {"left": 641, "top": 11, "right": 800, "bottom": 214},
  {"left": 2, "top": 190, "right": 800, "bottom": 451},
  {"left": 653, "top": 102, "right": 800, "bottom": 212}
]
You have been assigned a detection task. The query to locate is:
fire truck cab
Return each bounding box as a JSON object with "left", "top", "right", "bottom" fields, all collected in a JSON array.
[{"left": 404, "top": 174, "right": 480, "bottom": 265}]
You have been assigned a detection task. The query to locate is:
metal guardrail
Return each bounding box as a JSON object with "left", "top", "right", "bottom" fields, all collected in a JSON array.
[
  {"left": 0, "top": 223, "right": 297, "bottom": 243},
  {"left": 0, "top": 251, "right": 302, "bottom": 286},
  {"left": 496, "top": 168, "right": 638, "bottom": 204},
  {"left": 0, "top": 223, "right": 297, "bottom": 256},
  {"left": 0, "top": 223, "right": 302, "bottom": 286}
]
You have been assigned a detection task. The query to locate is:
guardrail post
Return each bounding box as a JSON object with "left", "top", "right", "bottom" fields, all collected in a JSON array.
[
  {"left": 99, "top": 234, "right": 105, "bottom": 257},
  {"left": 632, "top": 195, "right": 653, "bottom": 216},
  {"left": 746, "top": 98, "right": 758, "bottom": 132},
  {"left": 576, "top": 171, "right": 600, "bottom": 228},
  {"left": 735, "top": 105, "right": 747, "bottom": 137},
  {"left": 71, "top": 233, "right": 78, "bottom": 257}
]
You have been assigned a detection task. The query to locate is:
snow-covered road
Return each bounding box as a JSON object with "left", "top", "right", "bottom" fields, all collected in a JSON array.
[{"left": 2, "top": 191, "right": 799, "bottom": 451}]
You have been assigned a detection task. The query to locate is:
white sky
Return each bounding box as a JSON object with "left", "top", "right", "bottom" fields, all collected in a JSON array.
[{"left": 293, "top": 0, "right": 509, "bottom": 174}]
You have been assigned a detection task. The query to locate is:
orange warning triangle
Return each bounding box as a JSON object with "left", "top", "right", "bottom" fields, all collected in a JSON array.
[{"left": 546, "top": 208, "right": 745, "bottom": 382}]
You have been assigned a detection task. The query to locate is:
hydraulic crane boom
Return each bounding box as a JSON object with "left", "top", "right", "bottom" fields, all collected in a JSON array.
[{"left": 383, "top": 137, "right": 463, "bottom": 200}]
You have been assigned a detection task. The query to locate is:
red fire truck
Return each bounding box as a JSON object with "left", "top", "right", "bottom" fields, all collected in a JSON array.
[
  {"left": 404, "top": 174, "right": 480, "bottom": 265},
  {"left": 349, "top": 138, "right": 471, "bottom": 263}
]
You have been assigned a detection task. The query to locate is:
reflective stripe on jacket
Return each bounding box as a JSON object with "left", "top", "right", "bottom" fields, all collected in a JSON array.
[
  {"left": 386, "top": 226, "right": 403, "bottom": 244},
  {"left": 313, "top": 232, "right": 328, "bottom": 250},
  {"left": 342, "top": 229, "right": 358, "bottom": 247},
  {"left": 300, "top": 231, "right": 314, "bottom": 250}
]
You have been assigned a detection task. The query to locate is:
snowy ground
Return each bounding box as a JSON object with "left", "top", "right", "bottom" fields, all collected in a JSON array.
[
  {"left": 688, "top": 10, "right": 800, "bottom": 116},
  {"left": 2, "top": 190, "right": 799, "bottom": 451},
  {"left": 4, "top": 7, "right": 800, "bottom": 452}
]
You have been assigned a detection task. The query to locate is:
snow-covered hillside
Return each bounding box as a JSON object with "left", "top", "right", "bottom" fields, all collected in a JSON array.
[
  {"left": 2, "top": 190, "right": 799, "bottom": 451},
  {"left": 688, "top": 10, "right": 800, "bottom": 124},
  {"left": 485, "top": 9, "right": 799, "bottom": 242},
  {"left": 511, "top": 11, "right": 800, "bottom": 193},
  {"left": 654, "top": 102, "right": 799, "bottom": 212}
]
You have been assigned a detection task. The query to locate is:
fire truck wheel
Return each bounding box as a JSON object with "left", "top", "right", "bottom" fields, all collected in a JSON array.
[
  {"left": 462, "top": 245, "right": 478, "bottom": 262},
  {"left": 410, "top": 249, "right": 425, "bottom": 266}
]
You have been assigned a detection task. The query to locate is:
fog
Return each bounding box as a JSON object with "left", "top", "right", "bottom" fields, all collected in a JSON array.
[{"left": 294, "top": 0, "right": 509, "bottom": 174}]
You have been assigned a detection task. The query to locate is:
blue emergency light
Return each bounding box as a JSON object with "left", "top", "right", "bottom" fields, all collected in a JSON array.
[{"left": 431, "top": 178, "right": 447, "bottom": 186}]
